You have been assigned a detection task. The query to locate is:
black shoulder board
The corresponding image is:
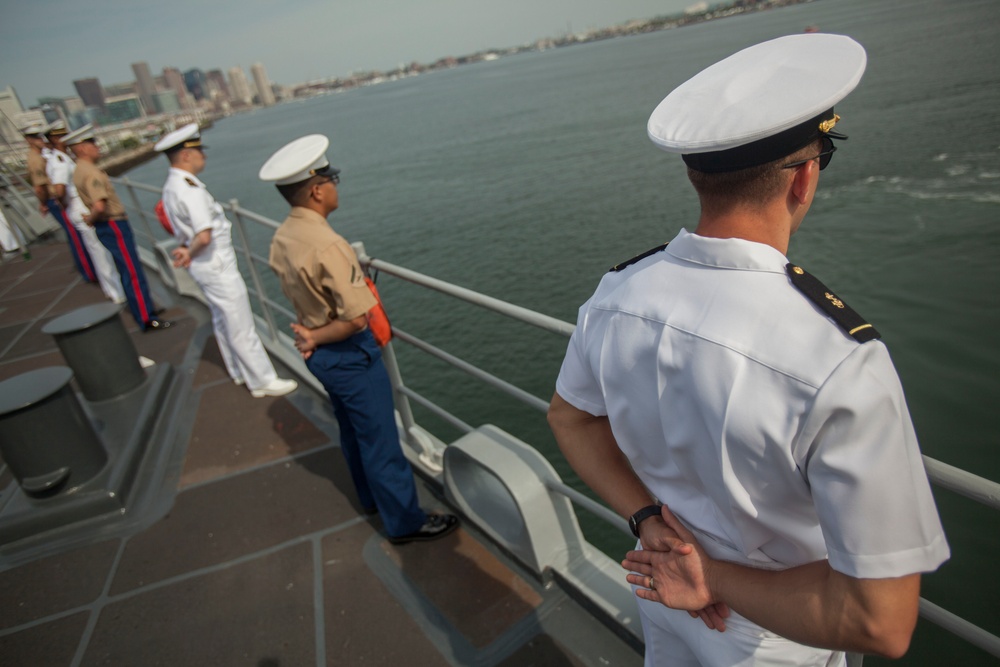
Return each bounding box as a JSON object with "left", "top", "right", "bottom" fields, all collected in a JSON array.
[
  {"left": 786, "top": 263, "right": 881, "bottom": 343},
  {"left": 185, "top": 177, "right": 197, "bottom": 187},
  {"left": 609, "top": 243, "right": 669, "bottom": 273}
]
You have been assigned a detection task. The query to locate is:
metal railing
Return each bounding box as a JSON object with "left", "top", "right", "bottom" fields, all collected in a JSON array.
[{"left": 111, "top": 176, "right": 1000, "bottom": 661}]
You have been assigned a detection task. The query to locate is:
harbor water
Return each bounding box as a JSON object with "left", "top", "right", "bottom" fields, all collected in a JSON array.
[{"left": 123, "top": 0, "right": 999, "bottom": 663}]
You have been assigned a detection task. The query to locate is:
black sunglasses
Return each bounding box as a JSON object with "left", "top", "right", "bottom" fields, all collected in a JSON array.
[{"left": 782, "top": 136, "right": 837, "bottom": 171}]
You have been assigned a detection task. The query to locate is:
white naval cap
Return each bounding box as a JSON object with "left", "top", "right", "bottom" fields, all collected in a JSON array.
[
  {"left": 63, "top": 124, "right": 95, "bottom": 146},
  {"left": 20, "top": 122, "right": 47, "bottom": 137},
  {"left": 154, "top": 123, "right": 204, "bottom": 152},
  {"left": 44, "top": 121, "right": 68, "bottom": 137},
  {"left": 648, "top": 33, "right": 867, "bottom": 173},
  {"left": 258, "top": 134, "right": 339, "bottom": 186}
]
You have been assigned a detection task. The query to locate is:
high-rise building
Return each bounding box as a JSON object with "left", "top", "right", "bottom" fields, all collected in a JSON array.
[
  {"left": 228, "top": 66, "right": 253, "bottom": 107},
  {"left": 162, "top": 67, "right": 191, "bottom": 110},
  {"left": 183, "top": 69, "right": 209, "bottom": 102},
  {"left": 131, "top": 62, "right": 157, "bottom": 115},
  {"left": 251, "top": 63, "right": 276, "bottom": 107},
  {"left": 206, "top": 70, "right": 230, "bottom": 100},
  {"left": 73, "top": 78, "right": 106, "bottom": 109},
  {"left": 0, "top": 86, "right": 25, "bottom": 143}
]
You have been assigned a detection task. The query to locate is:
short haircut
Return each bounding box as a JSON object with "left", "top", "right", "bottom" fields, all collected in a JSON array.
[
  {"left": 687, "top": 139, "right": 822, "bottom": 212},
  {"left": 276, "top": 175, "right": 324, "bottom": 207}
]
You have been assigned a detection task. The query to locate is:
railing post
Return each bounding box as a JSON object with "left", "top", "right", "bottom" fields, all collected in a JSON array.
[
  {"left": 352, "top": 241, "right": 441, "bottom": 471},
  {"left": 119, "top": 176, "right": 157, "bottom": 244},
  {"left": 229, "top": 198, "right": 280, "bottom": 344}
]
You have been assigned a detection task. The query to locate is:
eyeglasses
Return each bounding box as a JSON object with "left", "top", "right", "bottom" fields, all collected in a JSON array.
[{"left": 782, "top": 136, "right": 837, "bottom": 171}]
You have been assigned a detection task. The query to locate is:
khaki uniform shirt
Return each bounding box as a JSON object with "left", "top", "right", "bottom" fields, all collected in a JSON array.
[
  {"left": 269, "top": 207, "right": 375, "bottom": 328},
  {"left": 27, "top": 151, "right": 50, "bottom": 195},
  {"left": 73, "top": 160, "right": 126, "bottom": 220}
]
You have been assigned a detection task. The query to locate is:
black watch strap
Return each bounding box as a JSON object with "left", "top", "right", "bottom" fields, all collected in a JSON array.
[{"left": 628, "top": 504, "right": 662, "bottom": 538}]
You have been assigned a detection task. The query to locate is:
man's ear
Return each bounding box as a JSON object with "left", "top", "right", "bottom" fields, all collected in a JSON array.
[{"left": 790, "top": 160, "right": 816, "bottom": 206}]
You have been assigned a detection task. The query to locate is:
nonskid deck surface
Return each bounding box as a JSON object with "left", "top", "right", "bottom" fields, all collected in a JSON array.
[{"left": 0, "top": 243, "right": 640, "bottom": 666}]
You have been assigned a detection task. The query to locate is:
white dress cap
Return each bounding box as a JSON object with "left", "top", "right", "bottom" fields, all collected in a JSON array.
[
  {"left": 64, "top": 124, "right": 95, "bottom": 146},
  {"left": 154, "top": 123, "right": 202, "bottom": 152},
  {"left": 45, "top": 121, "right": 68, "bottom": 137},
  {"left": 20, "top": 123, "right": 47, "bottom": 137},
  {"left": 258, "top": 135, "right": 334, "bottom": 186},
  {"left": 648, "top": 33, "right": 866, "bottom": 172}
]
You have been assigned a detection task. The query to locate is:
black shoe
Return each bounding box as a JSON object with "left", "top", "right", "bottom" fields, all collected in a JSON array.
[
  {"left": 388, "top": 513, "right": 459, "bottom": 545},
  {"left": 144, "top": 319, "right": 172, "bottom": 332}
]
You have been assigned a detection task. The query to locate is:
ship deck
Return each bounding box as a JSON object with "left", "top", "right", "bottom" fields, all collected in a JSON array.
[{"left": 0, "top": 240, "right": 641, "bottom": 666}]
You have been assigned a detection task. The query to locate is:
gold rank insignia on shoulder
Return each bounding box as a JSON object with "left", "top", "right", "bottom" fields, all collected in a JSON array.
[
  {"left": 786, "top": 263, "right": 880, "bottom": 343},
  {"left": 185, "top": 178, "right": 197, "bottom": 187},
  {"left": 609, "top": 242, "right": 669, "bottom": 272}
]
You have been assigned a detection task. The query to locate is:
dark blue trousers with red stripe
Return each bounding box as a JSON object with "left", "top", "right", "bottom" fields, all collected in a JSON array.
[
  {"left": 46, "top": 199, "right": 95, "bottom": 282},
  {"left": 94, "top": 217, "right": 156, "bottom": 329}
]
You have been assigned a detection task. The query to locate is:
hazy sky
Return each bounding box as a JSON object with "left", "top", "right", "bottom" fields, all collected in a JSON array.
[{"left": 1, "top": 0, "right": 695, "bottom": 107}]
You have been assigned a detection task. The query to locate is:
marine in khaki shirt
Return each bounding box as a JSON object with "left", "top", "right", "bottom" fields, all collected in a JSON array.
[
  {"left": 72, "top": 160, "right": 126, "bottom": 222},
  {"left": 269, "top": 206, "right": 375, "bottom": 329},
  {"left": 22, "top": 128, "right": 51, "bottom": 207},
  {"left": 260, "top": 134, "right": 457, "bottom": 545}
]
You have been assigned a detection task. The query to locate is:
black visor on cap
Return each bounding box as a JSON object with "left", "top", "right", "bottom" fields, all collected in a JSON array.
[
  {"left": 310, "top": 164, "right": 340, "bottom": 177},
  {"left": 682, "top": 108, "right": 846, "bottom": 173}
]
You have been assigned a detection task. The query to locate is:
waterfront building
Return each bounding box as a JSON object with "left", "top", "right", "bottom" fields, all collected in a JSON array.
[
  {"left": 131, "top": 62, "right": 157, "bottom": 117},
  {"left": 162, "top": 67, "right": 192, "bottom": 110},
  {"left": 72, "top": 78, "right": 105, "bottom": 109},
  {"left": 98, "top": 94, "right": 145, "bottom": 125},
  {"left": 36, "top": 100, "right": 68, "bottom": 126},
  {"left": 251, "top": 63, "right": 275, "bottom": 106},
  {"left": 152, "top": 90, "right": 181, "bottom": 115},
  {"left": 184, "top": 69, "right": 209, "bottom": 102},
  {"left": 227, "top": 66, "right": 253, "bottom": 107},
  {"left": 206, "top": 70, "right": 230, "bottom": 100},
  {"left": 0, "top": 86, "right": 24, "bottom": 144}
]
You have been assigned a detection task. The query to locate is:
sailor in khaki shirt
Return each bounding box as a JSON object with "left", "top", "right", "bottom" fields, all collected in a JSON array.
[
  {"left": 64, "top": 124, "right": 168, "bottom": 332},
  {"left": 261, "top": 134, "right": 457, "bottom": 544}
]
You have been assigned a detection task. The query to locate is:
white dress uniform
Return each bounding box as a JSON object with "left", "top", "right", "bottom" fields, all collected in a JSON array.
[
  {"left": 45, "top": 147, "right": 124, "bottom": 303},
  {"left": 160, "top": 166, "right": 279, "bottom": 390},
  {"left": 0, "top": 202, "right": 25, "bottom": 254},
  {"left": 556, "top": 229, "right": 950, "bottom": 665}
]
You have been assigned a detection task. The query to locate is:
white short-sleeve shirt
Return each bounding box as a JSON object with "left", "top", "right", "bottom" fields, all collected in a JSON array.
[
  {"left": 45, "top": 149, "right": 87, "bottom": 217},
  {"left": 161, "top": 168, "right": 233, "bottom": 263},
  {"left": 556, "top": 228, "right": 949, "bottom": 579}
]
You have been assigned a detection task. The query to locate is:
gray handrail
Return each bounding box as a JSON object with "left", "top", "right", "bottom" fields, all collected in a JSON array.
[{"left": 109, "top": 176, "right": 1000, "bottom": 659}]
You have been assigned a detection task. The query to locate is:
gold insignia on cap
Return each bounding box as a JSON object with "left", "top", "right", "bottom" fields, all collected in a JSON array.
[
  {"left": 182, "top": 140, "right": 201, "bottom": 148},
  {"left": 825, "top": 292, "right": 845, "bottom": 309},
  {"left": 818, "top": 114, "right": 841, "bottom": 134}
]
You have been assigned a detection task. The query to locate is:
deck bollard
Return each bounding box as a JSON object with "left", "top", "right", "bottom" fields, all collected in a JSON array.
[
  {"left": 42, "top": 302, "right": 145, "bottom": 401},
  {"left": 0, "top": 367, "right": 108, "bottom": 498}
]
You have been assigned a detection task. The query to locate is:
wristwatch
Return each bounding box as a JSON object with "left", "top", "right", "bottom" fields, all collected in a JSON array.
[{"left": 628, "top": 504, "right": 662, "bottom": 538}]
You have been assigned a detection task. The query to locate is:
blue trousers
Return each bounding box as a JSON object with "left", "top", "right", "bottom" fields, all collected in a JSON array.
[
  {"left": 46, "top": 199, "right": 95, "bottom": 282},
  {"left": 94, "top": 218, "right": 156, "bottom": 329},
  {"left": 306, "top": 329, "right": 425, "bottom": 537}
]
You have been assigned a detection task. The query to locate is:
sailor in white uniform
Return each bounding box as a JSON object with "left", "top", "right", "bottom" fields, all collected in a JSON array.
[
  {"left": 156, "top": 124, "right": 297, "bottom": 398},
  {"left": 549, "top": 35, "right": 949, "bottom": 666},
  {"left": 44, "top": 122, "right": 124, "bottom": 304}
]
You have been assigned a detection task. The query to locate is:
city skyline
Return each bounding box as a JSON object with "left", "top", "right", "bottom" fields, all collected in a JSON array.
[{"left": 0, "top": 0, "right": 696, "bottom": 107}]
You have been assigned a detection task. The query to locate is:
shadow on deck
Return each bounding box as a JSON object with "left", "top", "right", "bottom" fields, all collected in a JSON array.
[{"left": 0, "top": 241, "right": 640, "bottom": 666}]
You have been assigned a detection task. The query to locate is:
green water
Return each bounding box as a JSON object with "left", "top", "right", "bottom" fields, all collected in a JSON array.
[{"left": 125, "top": 0, "right": 1000, "bottom": 662}]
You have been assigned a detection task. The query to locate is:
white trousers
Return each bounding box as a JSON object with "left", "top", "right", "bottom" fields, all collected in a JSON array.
[
  {"left": 67, "top": 204, "right": 124, "bottom": 302},
  {"left": 0, "top": 205, "right": 25, "bottom": 252},
  {"left": 637, "top": 596, "right": 844, "bottom": 667},
  {"left": 188, "top": 246, "right": 277, "bottom": 391}
]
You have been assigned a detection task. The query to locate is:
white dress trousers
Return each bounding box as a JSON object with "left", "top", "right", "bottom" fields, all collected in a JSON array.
[{"left": 162, "top": 168, "right": 277, "bottom": 390}]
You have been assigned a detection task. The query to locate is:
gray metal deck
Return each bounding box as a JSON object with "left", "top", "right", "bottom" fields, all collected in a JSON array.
[{"left": 0, "top": 240, "right": 641, "bottom": 666}]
